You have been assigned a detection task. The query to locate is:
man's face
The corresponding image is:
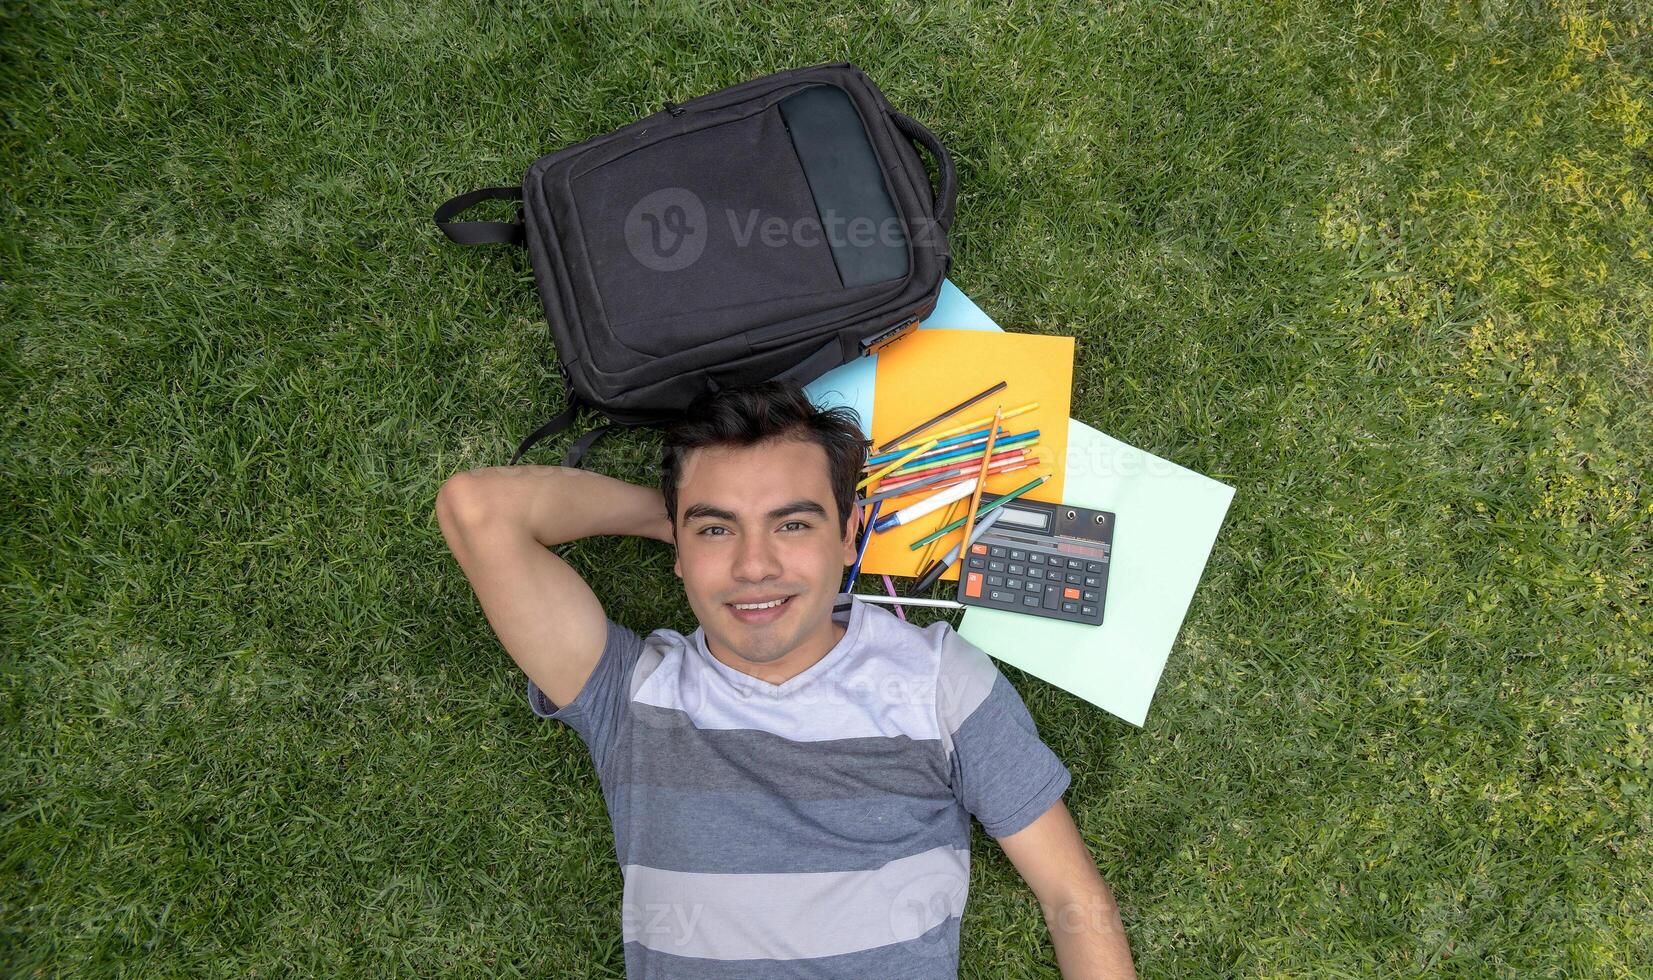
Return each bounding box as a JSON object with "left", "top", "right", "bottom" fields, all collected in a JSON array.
[{"left": 671, "top": 438, "right": 859, "bottom": 669}]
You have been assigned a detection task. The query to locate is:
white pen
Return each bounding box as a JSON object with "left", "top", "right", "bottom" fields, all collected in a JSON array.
[
  {"left": 871, "top": 478, "right": 977, "bottom": 533},
  {"left": 839, "top": 594, "right": 965, "bottom": 610}
]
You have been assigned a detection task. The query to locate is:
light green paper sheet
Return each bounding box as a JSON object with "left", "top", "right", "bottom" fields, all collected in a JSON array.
[{"left": 957, "top": 418, "right": 1235, "bottom": 727}]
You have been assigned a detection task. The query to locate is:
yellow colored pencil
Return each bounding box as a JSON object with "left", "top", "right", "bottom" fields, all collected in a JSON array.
[
  {"left": 952, "top": 405, "right": 1003, "bottom": 561},
  {"left": 856, "top": 437, "right": 939, "bottom": 492},
  {"left": 886, "top": 401, "right": 1039, "bottom": 454}
]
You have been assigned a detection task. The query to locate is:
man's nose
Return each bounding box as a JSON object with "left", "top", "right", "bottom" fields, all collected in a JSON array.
[{"left": 731, "top": 532, "right": 783, "bottom": 582}]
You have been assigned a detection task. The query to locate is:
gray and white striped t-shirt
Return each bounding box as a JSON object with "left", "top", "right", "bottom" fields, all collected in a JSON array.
[{"left": 527, "top": 593, "right": 1071, "bottom": 978}]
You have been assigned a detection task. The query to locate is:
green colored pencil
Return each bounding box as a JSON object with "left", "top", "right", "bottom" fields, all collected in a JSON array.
[{"left": 907, "top": 472, "right": 1052, "bottom": 550}]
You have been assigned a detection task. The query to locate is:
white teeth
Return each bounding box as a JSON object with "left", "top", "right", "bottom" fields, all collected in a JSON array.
[{"left": 732, "top": 597, "right": 788, "bottom": 610}]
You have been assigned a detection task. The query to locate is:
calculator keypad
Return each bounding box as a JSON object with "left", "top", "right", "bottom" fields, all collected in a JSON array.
[{"left": 955, "top": 512, "right": 1114, "bottom": 626}]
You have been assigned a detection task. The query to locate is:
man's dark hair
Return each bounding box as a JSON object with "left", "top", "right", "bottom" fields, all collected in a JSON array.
[{"left": 660, "top": 381, "right": 869, "bottom": 539}]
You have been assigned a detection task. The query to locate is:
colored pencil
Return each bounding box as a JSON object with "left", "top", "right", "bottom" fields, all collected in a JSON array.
[
  {"left": 874, "top": 380, "right": 1007, "bottom": 454},
  {"left": 878, "top": 455, "right": 1041, "bottom": 502},
  {"left": 907, "top": 471, "right": 1052, "bottom": 550},
  {"left": 856, "top": 436, "right": 939, "bottom": 492},
  {"left": 868, "top": 425, "right": 1020, "bottom": 470},
  {"left": 861, "top": 468, "right": 959, "bottom": 506},
  {"left": 950, "top": 405, "right": 1002, "bottom": 571},
  {"left": 879, "top": 446, "right": 1031, "bottom": 485},
  {"left": 880, "top": 446, "right": 1039, "bottom": 492},
  {"left": 864, "top": 423, "right": 1007, "bottom": 467},
  {"left": 879, "top": 575, "right": 907, "bottom": 621},
  {"left": 879, "top": 428, "right": 1039, "bottom": 473},
  {"left": 879, "top": 432, "right": 1039, "bottom": 479},
  {"left": 887, "top": 401, "right": 1039, "bottom": 453},
  {"left": 876, "top": 448, "right": 1036, "bottom": 495},
  {"left": 879, "top": 442, "right": 1031, "bottom": 482},
  {"left": 880, "top": 445, "right": 1032, "bottom": 484}
]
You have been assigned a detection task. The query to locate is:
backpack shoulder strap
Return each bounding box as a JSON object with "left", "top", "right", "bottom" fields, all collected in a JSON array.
[
  {"left": 565, "top": 423, "right": 621, "bottom": 469},
  {"left": 509, "top": 396, "right": 620, "bottom": 469},
  {"left": 509, "top": 397, "right": 582, "bottom": 465},
  {"left": 561, "top": 424, "right": 615, "bottom": 469}
]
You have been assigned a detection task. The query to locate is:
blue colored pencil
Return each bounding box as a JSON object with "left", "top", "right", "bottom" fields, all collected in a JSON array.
[
  {"left": 884, "top": 429, "right": 1039, "bottom": 475},
  {"left": 865, "top": 424, "right": 1005, "bottom": 467},
  {"left": 843, "top": 499, "right": 880, "bottom": 594}
]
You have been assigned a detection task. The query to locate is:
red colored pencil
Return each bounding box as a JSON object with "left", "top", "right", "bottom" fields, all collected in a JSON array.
[
  {"left": 878, "top": 446, "right": 1033, "bottom": 489},
  {"left": 879, "top": 449, "right": 1031, "bottom": 495}
]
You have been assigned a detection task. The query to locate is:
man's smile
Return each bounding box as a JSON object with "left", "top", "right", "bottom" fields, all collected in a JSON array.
[{"left": 726, "top": 593, "right": 796, "bottom": 624}]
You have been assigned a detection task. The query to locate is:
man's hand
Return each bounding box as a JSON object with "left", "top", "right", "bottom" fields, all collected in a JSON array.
[{"left": 997, "top": 800, "right": 1137, "bottom": 979}]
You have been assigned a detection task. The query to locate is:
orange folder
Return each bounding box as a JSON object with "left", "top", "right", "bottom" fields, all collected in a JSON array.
[{"left": 857, "top": 330, "right": 1074, "bottom": 582}]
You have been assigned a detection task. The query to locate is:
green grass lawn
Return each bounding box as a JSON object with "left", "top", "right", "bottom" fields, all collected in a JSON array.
[{"left": 4, "top": 1, "right": 1649, "bottom": 975}]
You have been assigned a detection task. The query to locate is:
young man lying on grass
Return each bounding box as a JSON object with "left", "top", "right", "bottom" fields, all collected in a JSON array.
[{"left": 436, "top": 380, "right": 1136, "bottom": 979}]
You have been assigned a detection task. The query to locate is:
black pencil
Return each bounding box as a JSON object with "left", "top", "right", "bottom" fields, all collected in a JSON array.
[{"left": 875, "top": 380, "right": 1008, "bottom": 454}]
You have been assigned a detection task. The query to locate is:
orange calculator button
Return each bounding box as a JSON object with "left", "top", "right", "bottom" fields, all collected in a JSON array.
[
  {"left": 970, "top": 544, "right": 987, "bottom": 555},
  {"left": 1063, "top": 587, "right": 1080, "bottom": 600},
  {"left": 965, "top": 572, "right": 984, "bottom": 598}
]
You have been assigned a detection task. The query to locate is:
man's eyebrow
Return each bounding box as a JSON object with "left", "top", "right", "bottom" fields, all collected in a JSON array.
[
  {"left": 682, "top": 503, "right": 737, "bottom": 524},
  {"left": 767, "top": 500, "right": 829, "bottom": 521},
  {"left": 681, "top": 500, "right": 830, "bottom": 523}
]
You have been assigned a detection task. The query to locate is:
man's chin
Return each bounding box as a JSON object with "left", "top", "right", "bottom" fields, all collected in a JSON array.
[{"left": 707, "top": 631, "right": 791, "bottom": 666}]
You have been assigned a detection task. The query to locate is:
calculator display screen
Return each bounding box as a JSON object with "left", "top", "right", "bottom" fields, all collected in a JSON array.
[{"left": 996, "top": 507, "right": 1049, "bottom": 531}]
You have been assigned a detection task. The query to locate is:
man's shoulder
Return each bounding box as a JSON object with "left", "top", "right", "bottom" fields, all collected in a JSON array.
[
  {"left": 864, "top": 609, "right": 1002, "bottom": 735},
  {"left": 591, "top": 617, "right": 695, "bottom": 695},
  {"left": 601, "top": 612, "right": 695, "bottom": 650},
  {"left": 843, "top": 602, "right": 1004, "bottom": 737},
  {"left": 854, "top": 600, "right": 994, "bottom": 672},
  {"left": 852, "top": 597, "right": 952, "bottom": 649}
]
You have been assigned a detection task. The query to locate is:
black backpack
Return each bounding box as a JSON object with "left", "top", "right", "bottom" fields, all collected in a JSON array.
[{"left": 435, "top": 62, "right": 956, "bottom": 466}]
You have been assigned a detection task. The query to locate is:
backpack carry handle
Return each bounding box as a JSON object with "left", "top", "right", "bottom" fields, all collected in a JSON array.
[
  {"left": 434, "top": 186, "right": 525, "bottom": 246},
  {"left": 889, "top": 112, "right": 957, "bottom": 232}
]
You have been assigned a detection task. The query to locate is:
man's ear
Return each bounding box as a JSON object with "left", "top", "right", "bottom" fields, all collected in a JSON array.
[{"left": 841, "top": 500, "right": 861, "bottom": 565}]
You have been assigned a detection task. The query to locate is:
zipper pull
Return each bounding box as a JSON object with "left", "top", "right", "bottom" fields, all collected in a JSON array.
[{"left": 663, "top": 101, "right": 686, "bottom": 117}]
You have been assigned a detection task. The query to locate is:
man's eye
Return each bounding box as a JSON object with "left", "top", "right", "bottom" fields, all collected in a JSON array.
[{"left": 699, "top": 522, "right": 808, "bottom": 535}]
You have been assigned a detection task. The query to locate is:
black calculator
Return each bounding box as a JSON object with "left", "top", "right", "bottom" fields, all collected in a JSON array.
[{"left": 956, "top": 497, "right": 1114, "bottom": 625}]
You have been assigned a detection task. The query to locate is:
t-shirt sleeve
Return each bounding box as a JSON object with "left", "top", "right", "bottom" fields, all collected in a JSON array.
[
  {"left": 524, "top": 618, "right": 646, "bottom": 769},
  {"left": 936, "top": 627, "right": 1072, "bottom": 838}
]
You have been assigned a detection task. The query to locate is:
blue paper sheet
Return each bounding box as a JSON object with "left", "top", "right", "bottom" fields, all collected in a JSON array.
[{"left": 804, "top": 279, "right": 1000, "bottom": 438}]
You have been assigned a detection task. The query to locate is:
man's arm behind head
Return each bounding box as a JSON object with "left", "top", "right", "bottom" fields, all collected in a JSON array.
[{"left": 435, "top": 465, "right": 672, "bottom": 709}]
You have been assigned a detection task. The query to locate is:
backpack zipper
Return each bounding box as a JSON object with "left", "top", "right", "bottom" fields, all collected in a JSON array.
[{"left": 862, "top": 316, "right": 921, "bottom": 355}]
